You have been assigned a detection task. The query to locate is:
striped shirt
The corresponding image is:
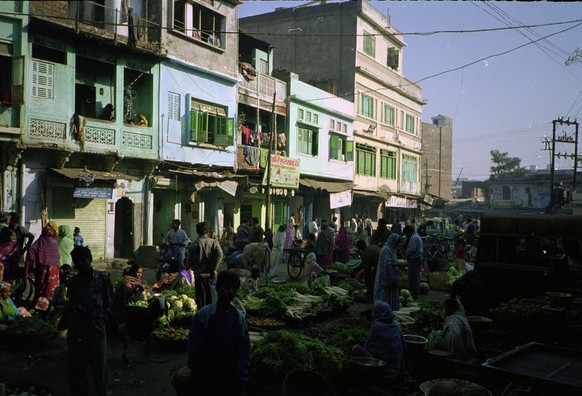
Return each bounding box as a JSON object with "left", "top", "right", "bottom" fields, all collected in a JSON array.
[{"left": 406, "top": 233, "right": 423, "bottom": 259}]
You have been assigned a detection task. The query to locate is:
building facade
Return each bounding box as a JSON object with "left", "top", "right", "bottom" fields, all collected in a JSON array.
[{"left": 422, "top": 115, "right": 453, "bottom": 201}]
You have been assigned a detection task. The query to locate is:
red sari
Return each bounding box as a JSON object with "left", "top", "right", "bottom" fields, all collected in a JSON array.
[{"left": 26, "top": 225, "right": 60, "bottom": 301}]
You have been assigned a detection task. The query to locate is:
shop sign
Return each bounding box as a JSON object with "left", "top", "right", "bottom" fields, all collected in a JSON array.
[
  {"left": 385, "top": 196, "right": 417, "bottom": 209},
  {"left": 330, "top": 189, "right": 352, "bottom": 209},
  {"left": 262, "top": 155, "right": 300, "bottom": 189},
  {"left": 73, "top": 188, "right": 113, "bottom": 199}
]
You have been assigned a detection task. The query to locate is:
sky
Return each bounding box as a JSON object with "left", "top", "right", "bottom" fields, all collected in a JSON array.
[{"left": 239, "top": 1, "right": 582, "bottom": 181}]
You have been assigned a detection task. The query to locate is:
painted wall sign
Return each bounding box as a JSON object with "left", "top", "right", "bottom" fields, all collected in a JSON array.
[
  {"left": 73, "top": 188, "right": 113, "bottom": 199},
  {"left": 330, "top": 189, "right": 352, "bottom": 209},
  {"left": 262, "top": 155, "right": 300, "bottom": 189}
]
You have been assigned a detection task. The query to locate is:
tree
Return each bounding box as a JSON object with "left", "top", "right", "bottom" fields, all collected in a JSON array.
[{"left": 490, "top": 150, "right": 525, "bottom": 175}]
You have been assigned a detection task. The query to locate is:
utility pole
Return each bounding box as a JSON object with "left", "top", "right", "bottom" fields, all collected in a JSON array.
[
  {"left": 264, "top": 92, "right": 277, "bottom": 230},
  {"left": 424, "top": 158, "right": 431, "bottom": 194},
  {"left": 544, "top": 117, "right": 579, "bottom": 213}
]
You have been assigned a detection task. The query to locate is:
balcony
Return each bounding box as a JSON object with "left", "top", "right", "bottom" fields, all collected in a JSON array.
[
  {"left": 238, "top": 71, "right": 287, "bottom": 115},
  {"left": 29, "top": 0, "right": 162, "bottom": 54}
]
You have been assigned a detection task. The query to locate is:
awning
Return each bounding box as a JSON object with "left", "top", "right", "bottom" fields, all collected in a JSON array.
[
  {"left": 51, "top": 167, "right": 135, "bottom": 181},
  {"left": 169, "top": 169, "right": 248, "bottom": 184},
  {"left": 353, "top": 190, "right": 388, "bottom": 200},
  {"left": 299, "top": 177, "right": 355, "bottom": 193}
]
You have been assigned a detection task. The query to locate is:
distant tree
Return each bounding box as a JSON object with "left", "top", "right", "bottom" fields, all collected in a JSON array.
[
  {"left": 490, "top": 150, "right": 525, "bottom": 175},
  {"left": 565, "top": 47, "right": 582, "bottom": 66}
]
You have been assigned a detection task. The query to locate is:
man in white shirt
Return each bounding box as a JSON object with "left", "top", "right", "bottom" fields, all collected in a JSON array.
[
  {"left": 164, "top": 219, "right": 190, "bottom": 269},
  {"left": 308, "top": 218, "right": 319, "bottom": 239}
]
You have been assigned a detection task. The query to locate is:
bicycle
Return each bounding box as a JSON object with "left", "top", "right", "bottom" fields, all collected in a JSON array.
[{"left": 12, "top": 266, "right": 36, "bottom": 307}]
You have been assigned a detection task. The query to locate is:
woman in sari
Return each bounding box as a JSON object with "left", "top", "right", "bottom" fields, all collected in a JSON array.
[
  {"left": 268, "top": 225, "right": 286, "bottom": 280},
  {"left": 334, "top": 225, "right": 350, "bottom": 264},
  {"left": 26, "top": 223, "right": 60, "bottom": 301},
  {"left": 58, "top": 224, "right": 75, "bottom": 268},
  {"left": 0, "top": 228, "right": 20, "bottom": 283},
  {"left": 374, "top": 234, "right": 401, "bottom": 311},
  {"left": 171, "top": 260, "right": 195, "bottom": 290},
  {"left": 283, "top": 222, "right": 295, "bottom": 261},
  {"left": 112, "top": 264, "right": 149, "bottom": 324}
]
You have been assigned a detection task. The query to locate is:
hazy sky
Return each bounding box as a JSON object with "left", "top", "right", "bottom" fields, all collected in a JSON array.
[{"left": 239, "top": 1, "right": 582, "bottom": 181}]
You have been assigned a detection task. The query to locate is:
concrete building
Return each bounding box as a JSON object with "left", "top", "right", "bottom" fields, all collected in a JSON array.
[
  {"left": 240, "top": 0, "right": 425, "bottom": 225},
  {"left": 422, "top": 115, "right": 453, "bottom": 201}
]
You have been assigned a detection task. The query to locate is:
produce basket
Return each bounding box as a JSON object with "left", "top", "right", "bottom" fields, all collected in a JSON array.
[
  {"left": 428, "top": 272, "right": 450, "bottom": 291},
  {"left": 419, "top": 378, "right": 492, "bottom": 396},
  {"left": 151, "top": 327, "right": 189, "bottom": 351},
  {"left": 1, "top": 316, "right": 57, "bottom": 349},
  {"left": 247, "top": 317, "right": 285, "bottom": 330}
]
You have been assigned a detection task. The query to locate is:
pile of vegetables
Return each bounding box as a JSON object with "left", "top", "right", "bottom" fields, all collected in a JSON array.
[
  {"left": 326, "top": 327, "right": 368, "bottom": 356},
  {"left": 399, "top": 289, "right": 417, "bottom": 308},
  {"left": 0, "top": 383, "right": 54, "bottom": 396},
  {"left": 491, "top": 297, "right": 545, "bottom": 319},
  {"left": 250, "top": 330, "right": 347, "bottom": 388},
  {"left": 153, "top": 291, "right": 197, "bottom": 328},
  {"left": 5, "top": 316, "right": 56, "bottom": 336},
  {"left": 151, "top": 327, "right": 189, "bottom": 342},
  {"left": 404, "top": 301, "right": 446, "bottom": 337},
  {"left": 447, "top": 266, "right": 466, "bottom": 287}
]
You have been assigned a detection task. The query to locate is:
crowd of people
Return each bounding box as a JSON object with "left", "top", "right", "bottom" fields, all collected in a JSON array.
[{"left": 0, "top": 211, "right": 481, "bottom": 395}]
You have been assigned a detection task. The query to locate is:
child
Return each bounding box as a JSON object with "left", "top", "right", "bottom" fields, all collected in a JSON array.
[
  {"left": 0, "top": 281, "right": 30, "bottom": 328},
  {"left": 73, "top": 227, "right": 84, "bottom": 247}
]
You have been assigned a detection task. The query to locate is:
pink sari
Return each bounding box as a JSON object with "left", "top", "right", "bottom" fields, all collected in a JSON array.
[{"left": 27, "top": 225, "right": 60, "bottom": 301}]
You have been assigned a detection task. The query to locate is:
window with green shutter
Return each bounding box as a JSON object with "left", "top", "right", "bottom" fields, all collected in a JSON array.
[
  {"left": 380, "top": 149, "right": 396, "bottom": 179},
  {"left": 363, "top": 32, "right": 375, "bottom": 57},
  {"left": 405, "top": 114, "right": 415, "bottom": 134},
  {"left": 387, "top": 47, "right": 399, "bottom": 70},
  {"left": 188, "top": 99, "right": 230, "bottom": 146},
  {"left": 383, "top": 104, "right": 395, "bottom": 126},
  {"left": 402, "top": 154, "right": 418, "bottom": 182},
  {"left": 356, "top": 144, "right": 376, "bottom": 176},
  {"left": 361, "top": 94, "right": 374, "bottom": 119},
  {"left": 297, "top": 125, "right": 318, "bottom": 156}
]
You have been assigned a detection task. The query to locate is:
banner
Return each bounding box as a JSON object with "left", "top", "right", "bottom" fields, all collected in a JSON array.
[
  {"left": 262, "top": 155, "right": 300, "bottom": 189},
  {"left": 385, "top": 196, "right": 417, "bottom": 209},
  {"left": 330, "top": 189, "right": 352, "bottom": 209},
  {"left": 73, "top": 188, "right": 113, "bottom": 199}
]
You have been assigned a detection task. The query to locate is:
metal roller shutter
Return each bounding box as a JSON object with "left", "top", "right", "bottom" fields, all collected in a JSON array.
[{"left": 51, "top": 187, "right": 107, "bottom": 260}]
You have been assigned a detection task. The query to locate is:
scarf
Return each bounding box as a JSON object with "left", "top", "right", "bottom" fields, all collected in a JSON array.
[
  {"left": 57, "top": 225, "right": 74, "bottom": 267},
  {"left": 25, "top": 225, "right": 60, "bottom": 277}
]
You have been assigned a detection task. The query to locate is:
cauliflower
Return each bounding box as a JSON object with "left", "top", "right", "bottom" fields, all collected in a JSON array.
[{"left": 173, "top": 300, "right": 183, "bottom": 309}]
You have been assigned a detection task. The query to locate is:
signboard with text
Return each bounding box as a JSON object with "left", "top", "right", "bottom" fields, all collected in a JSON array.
[
  {"left": 330, "top": 190, "right": 352, "bottom": 209},
  {"left": 73, "top": 188, "right": 113, "bottom": 199},
  {"left": 385, "top": 196, "right": 417, "bottom": 209},
  {"left": 262, "top": 155, "right": 300, "bottom": 189}
]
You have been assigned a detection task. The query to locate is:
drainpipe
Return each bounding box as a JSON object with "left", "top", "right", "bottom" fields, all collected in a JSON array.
[{"left": 18, "top": 154, "right": 25, "bottom": 225}]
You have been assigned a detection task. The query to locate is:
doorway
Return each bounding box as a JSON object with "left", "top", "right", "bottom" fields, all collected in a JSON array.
[{"left": 115, "top": 197, "right": 134, "bottom": 258}]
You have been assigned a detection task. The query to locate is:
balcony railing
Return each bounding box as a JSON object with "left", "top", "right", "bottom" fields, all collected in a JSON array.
[{"left": 239, "top": 72, "right": 287, "bottom": 105}]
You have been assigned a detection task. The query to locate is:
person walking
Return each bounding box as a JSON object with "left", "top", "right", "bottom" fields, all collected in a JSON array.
[
  {"left": 363, "top": 213, "right": 373, "bottom": 244},
  {"left": 315, "top": 219, "right": 333, "bottom": 268},
  {"left": 269, "top": 225, "right": 286, "bottom": 280},
  {"left": 308, "top": 218, "right": 318, "bottom": 239},
  {"left": 163, "top": 219, "right": 190, "bottom": 269},
  {"left": 374, "top": 234, "right": 401, "bottom": 310},
  {"left": 181, "top": 270, "right": 250, "bottom": 396},
  {"left": 8, "top": 212, "right": 35, "bottom": 258},
  {"left": 73, "top": 227, "right": 84, "bottom": 247},
  {"left": 235, "top": 218, "right": 251, "bottom": 250},
  {"left": 188, "top": 222, "right": 223, "bottom": 308},
  {"left": 403, "top": 225, "right": 423, "bottom": 300},
  {"left": 66, "top": 246, "right": 114, "bottom": 396},
  {"left": 248, "top": 217, "right": 264, "bottom": 243}
]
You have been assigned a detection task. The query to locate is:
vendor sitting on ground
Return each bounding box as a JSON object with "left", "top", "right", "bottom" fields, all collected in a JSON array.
[
  {"left": 351, "top": 301, "right": 406, "bottom": 375},
  {"left": 112, "top": 264, "right": 149, "bottom": 323},
  {"left": 0, "top": 281, "right": 31, "bottom": 329},
  {"left": 300, "top": 252, "right": 329, "bottom": 285},
  {"left": 442, "top": 298, "right": 476, "bottom": 362},
  {"left": 171, "top": 260, "right": 195, "bottom": 291}
]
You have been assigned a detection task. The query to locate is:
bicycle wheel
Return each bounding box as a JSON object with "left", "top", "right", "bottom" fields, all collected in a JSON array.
[{"left": 287, "top": 253, "right": 303, "bottom": 280}]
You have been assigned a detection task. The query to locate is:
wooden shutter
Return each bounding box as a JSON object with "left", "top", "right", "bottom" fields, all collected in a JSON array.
[
  {"left": 312, "top": 129, "right": 318, "bottom": 156},
  {"left": 189, "top": 109, "right": 198, "bottom": 141},
  {"left": 345, "top": 140, "right": 354, "bottom": 161},
  {"left": 329, "top": 135, "right": 338, "bottom": 160},
  {"left": 214, "top": 116, "right": 227, "bottom": 146},
  {"left": 227, "top": 118, "right": 234, "bottom": 146},
  {"left": 197, "top": 112, "right": 208, "bottom": 142}
]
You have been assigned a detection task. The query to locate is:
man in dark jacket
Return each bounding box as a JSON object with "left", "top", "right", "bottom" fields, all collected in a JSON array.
[
  {"left": 67, "top": 246, "right": 114, "bottom": 396},
  {"left": 188, "top": 222, "right": 224, "bottom": 307},
  {"left": 248, "top": 217, "right": 264, "bottom": 243}
]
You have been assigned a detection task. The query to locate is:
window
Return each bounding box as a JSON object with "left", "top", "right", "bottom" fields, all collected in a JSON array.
[
  {"left": 363, "top": 31, "right": 375, "bottom": 57},
  {"left": 75, "top": 56, "right": 116, "bottom": 119},
  {"left": 297, "top": 125, "right": 318, "bottom": 156},
  {"left": 189, "top": 99, "right": 234, "bottom": 146},
  {"left": 329, "top": 119, "right": 335, "bottom": 130},
  {"left": 173, "top": 0, "right": 225, "bottom": 49},
  {"left": 329, "top": 135, "right": 353, "bottom": 161},
  {"left": 360, "top": 94, "right": 374, "bottom": 119},
  {"left": 32, "top": 60, "right": 54, "bottom": 99},
  {"left": 342, "top": 123, "right": 347, "bottom": 133},
  {"left": 297, "top": 108, "right": 304, "bottom": 120},
  {"left": 380, "top": 150, "right": 396, "bottom": 179},
  {"left": 387, "top": 47, "right": 399, "bottom": 70},
  {"left": 383, "top": 104, "right": 395, "bottom": 126},
  {"left": 313, "top": 113, "right": 318, "bottom": 125},
  {"left": 168, "top": 92, "right": 180, "bottom": 121},
  {"left": 356, "top": 144, "right": 376, "bottom": 176},
  {"left": 405, "top": 114, "right": 415, "bottom": 134},
  {"left": 402, "top": 154, "right": 418, "bottom": 183},
  {"left": 259, "top": 59, "right": 268, "bottom": 74},
  {"left": 123, "top": 67, "right": 153, "bottom": 125},
  {"left": 306, "top": 111, "right": 312, "bottom": 123}
]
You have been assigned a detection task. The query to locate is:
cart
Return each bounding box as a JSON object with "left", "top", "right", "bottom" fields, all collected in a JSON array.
[
  {"left": 284, "top": 247, "right": 309, "bottom": 280},
  {"left": 481, "top": 342, "right": 582, "bottom": 394}
]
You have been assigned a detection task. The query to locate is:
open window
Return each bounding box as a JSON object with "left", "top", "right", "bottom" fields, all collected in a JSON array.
[
  {"left": 173, "top": 0, "right": 225, "bottom": 49},
  {"left": 297, "top": 125, "right": 318, "bottom": 156},
  {"left": 189, "top": 99, "right": 233, "bottom": 146},
  {"left": 123, "top": 67, "right": 153, "bottom": 126},
  {"left": 75, "top": 56, "right": 116, "bottom": 120},
  {"left": 0, "top": 42, "right": 13, "bottom": 106},
  {"left": 380, "top": 149, "right": 396, "bottom": 179},
  {"left": 387, "top": 47, "right": 399, "bottom": 70},
  {"left": 329, "top": 134, "right": 353, "bottom": 161}
]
